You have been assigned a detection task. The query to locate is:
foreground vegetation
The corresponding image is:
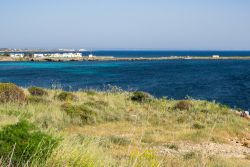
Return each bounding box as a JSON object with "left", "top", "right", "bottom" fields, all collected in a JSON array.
[{"left": 0, "top": 83, "right": 249, "bottom": 166}]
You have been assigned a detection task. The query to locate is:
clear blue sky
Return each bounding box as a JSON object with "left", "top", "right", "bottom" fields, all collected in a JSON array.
[{"left": 0, "top": 0, "right": 250, "bottom": 50}]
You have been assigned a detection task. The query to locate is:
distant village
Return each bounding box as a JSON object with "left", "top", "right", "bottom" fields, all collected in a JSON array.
[
  {"left": 9, "top": 52, "right": 83, "bottom": 58},
  {"left": 0, "top": 48, "right": 227, "bottom": 62},
  {"left": 0, "top": 48, "right": 92, "bottom": 58}
]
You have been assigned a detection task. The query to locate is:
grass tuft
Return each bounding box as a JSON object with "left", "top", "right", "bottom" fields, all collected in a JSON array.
[{"left": 109, "top": 135, "right": 131, "bottom": 146}]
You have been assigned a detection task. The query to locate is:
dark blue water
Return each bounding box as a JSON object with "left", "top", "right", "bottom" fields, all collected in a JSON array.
[
  {"left": 81, "top": 50, "right": 250, "bottom": 57},
  {"left": 1, "top": 58, "right": 250, "bottom": 110},
  {"left": 12, "top": 50, "right": 250, "bottom": 57}
]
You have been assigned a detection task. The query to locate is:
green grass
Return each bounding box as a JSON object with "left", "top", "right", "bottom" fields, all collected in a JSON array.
[{"left": 0, "top": 83, "right": 249, "bottom": 166}]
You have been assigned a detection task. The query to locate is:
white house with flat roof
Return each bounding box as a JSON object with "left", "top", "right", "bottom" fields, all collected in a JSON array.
[
  {"left": 212, "top": 55, "right": 220, "bottom": 58},
  {"left": 79, "top": 49, "right": 87, "bottom": 52},
  {"left": 34, "top": 54, "right": 45, "bottom": 58},
  {"left": 10, "top": 53, "right": 24, "bottom": 58},
  {"left": 47, "top": 53, "right": 82, "bottom": 58}
]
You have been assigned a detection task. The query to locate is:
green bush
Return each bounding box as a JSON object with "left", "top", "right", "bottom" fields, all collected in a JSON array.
[
  {"left": 131, "top": 91, "right": 152, "bottom": 103},
  {"left": 0, "top": 120, "right": 58, "bottom": 166},
  {"left": 0, "top": 83, "right": 26, "bottom": 103},
  {"left": 174, "top": 100, "right": 193, "bottom": 110},
  {"left": 57, "top": 92, "right": 78, "bottom": 101},
  {"left": 28, "top": 87, "right": 48, "bottom": 96},
  {"left": 61, "top": 103, "right": 97, "bottom": 124},
  {"left": 27, "top": 96, "right": 50, "bottom": 104}
]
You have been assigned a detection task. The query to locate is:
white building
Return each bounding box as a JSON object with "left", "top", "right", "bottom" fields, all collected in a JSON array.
[
  {"left": 212, "top": 55, "right": 220, "bottom": 58},
  {"left": 58, "top": 49, "right": 75, "bottom": 52},
  {"left": 48, "top": 53, "right": 82, "bottom": 58},
  {"left": 79, "top": 49, "right": 87, "bottom": 52},
  {"left": 10, "top": 53, "right": 24, "bottom": 58},
  {"left": 34, "top": 54, "right": 45, "bottom": 58},
  {"left": 88, "top": 54, "right": 94, "bottom": 58}
]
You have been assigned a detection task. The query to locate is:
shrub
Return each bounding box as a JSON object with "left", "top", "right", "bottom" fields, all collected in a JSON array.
[
  {"left": 131, "top": 91, "right": 152, "bottom": 103},
  {"left": 27, "top": 96, "right": 50, "bottom": 104},
  {"left": 164, "top": 143, "right": 179, "bottom": 150},
  {"left": 61, "top": 102, "right": 73, "bottom": 111},
  {"left": 109, "top": 136, "right": 131, "bottom": 146},
  {"left": 61, "top": 103, "right": 97, "bottom": 124},
  {"left": 192, "top": 123, "right": 205, "bottom": 129},
  {"left": 28, "top": 86, "right": 48, "bottom": 96},
  {"left": 0, "top": 83, "right": 26, "bottom": 103},
  {"left": 0, "top": 120, "right": 58, "bottom": 166},
  {"left": 174, "top": 100, "right": 192, "bottom": 110},
  {"left": 183, "top": 151, "right": 196, "bottom": 160},
  {"left": 57, "top": 92, "right": 78, "bottom": 101},
  {"left": 84, "top": 90, "right": 97, "bottom": 96},
  {"left": 84, "top": 100, "right": 108, "bottom": 109}
]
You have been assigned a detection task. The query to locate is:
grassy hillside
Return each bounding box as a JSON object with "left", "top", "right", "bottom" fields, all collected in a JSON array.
[{"left": 0, "top": 83, "right": 249, "bottom": 166}]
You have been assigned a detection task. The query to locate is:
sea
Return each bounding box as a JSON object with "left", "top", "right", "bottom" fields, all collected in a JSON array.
[{"left": 1, "top": 50, "right": 250, "bottom": 110}]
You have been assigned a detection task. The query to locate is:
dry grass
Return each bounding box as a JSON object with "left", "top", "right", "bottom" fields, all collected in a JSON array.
[{"left": 0, "top": 87, "right": 249, "bottom": 166}]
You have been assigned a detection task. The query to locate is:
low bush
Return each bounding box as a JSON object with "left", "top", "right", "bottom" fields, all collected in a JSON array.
[
  {"left": 28, "top": 86, "right": 48, "bottom": 96},
  {"left": 109, "top": 136, "right": 131, "bottom": 146},
  {"left": 57, "top": 92, "right": 78, "bottom": 101},
  {"left": 183, "top": 151, "right": 196, "bottom": 160},
  {"left": 61, "top": 103, "right": 97, "bottom": 124},
  {"left": 192, "top": 123, "right": 205, "bottom": 129},
  {"left": 164, "top": 143, "right": 179, "bottom": 150},
  {"left": 84, "top": 90, "right": 97, "bottom": 96},
  {"left": 0, "top": 120, "right": 59, "bottom": 166},
  {"left": 0, "top": 83, "right": 26, "bottom": 103},
  {"left": 174, "top": 100, "right": 193, "bottom": 110},
  {"left": 27, "top": 96, "right": 50, "bottom": 104},
  {"left": 131, "top": 91, "right": 152, "bottom": 103},
  {"left": 84, "top": 100, "right": 108, "bottom": 109}
]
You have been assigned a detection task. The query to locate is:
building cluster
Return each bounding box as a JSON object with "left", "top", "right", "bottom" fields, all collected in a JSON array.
[
  {"left": 10, "top": 54, "right": 24, "bottom": 58},
  {"left": 43, "top": 53, "right": 82, "bottom": 58},
  {"left": 10, "top": 53, "right": 82, "bottom": 58},
  {"left": 212, "top": 55, "right": 220, "bottom": 58}
]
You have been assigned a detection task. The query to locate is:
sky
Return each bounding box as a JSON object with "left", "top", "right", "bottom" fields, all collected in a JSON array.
[{"left": 0, "top": 0, "right": 250, "bottom": 50}]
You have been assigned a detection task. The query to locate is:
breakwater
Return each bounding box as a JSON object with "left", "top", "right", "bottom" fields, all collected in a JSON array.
[{"left": 2, "top": 56, "right": 250, "bottom": 62}]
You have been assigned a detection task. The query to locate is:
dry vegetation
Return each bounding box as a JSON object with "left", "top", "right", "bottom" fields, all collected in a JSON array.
[{"left": 0, "top": 83, "right": 249, "bottom": 166}]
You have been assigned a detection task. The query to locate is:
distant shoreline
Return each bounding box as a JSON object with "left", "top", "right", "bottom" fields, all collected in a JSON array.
[{"left": 2, "top": 56, "right": 250, "bottom": 62}]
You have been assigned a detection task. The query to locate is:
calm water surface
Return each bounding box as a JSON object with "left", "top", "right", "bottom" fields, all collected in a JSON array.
[{"left": 1, "top": 60, "right": 250, "bottom": 110}]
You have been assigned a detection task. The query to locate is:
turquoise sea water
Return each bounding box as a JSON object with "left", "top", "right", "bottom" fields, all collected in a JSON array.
[{"left": 1, "top": 56, "right": 250, "bottom": 110}]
